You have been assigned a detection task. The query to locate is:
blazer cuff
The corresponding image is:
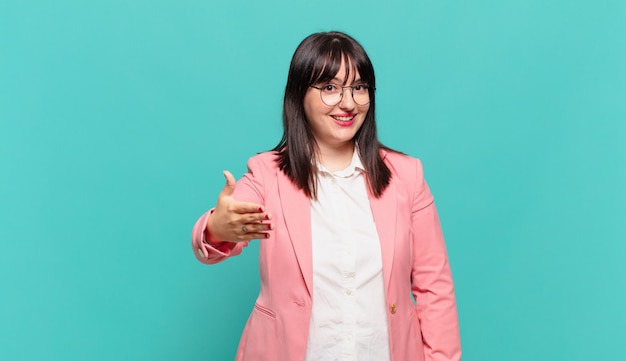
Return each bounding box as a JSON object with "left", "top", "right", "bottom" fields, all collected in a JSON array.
[{"left": 192, "top": 209, "right": 238, "bottom": 262}]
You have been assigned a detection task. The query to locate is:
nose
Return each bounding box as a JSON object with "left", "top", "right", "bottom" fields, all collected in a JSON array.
[{"left": 338, "top": 87, "right": 355, "bottom": 109}]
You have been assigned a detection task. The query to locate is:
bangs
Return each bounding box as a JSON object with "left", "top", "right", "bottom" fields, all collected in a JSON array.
[{"left": 308, "top": 44, "right": 371, "bottom": 86}]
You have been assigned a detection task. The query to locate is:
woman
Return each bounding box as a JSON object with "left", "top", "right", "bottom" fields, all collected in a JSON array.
[{"left": 192, "top": 31, "right": 461, "bottom": 361}]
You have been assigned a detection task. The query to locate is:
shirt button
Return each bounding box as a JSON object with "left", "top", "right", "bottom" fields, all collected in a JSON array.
[
  {"left": 345, "top": 289, "right": 352, "bottom": 295},
  {"left": 330, "top": 178, "right": 336, "bottom": 185}
]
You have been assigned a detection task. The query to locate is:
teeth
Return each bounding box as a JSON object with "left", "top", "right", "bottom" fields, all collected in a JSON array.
[{"left": 333, "top": 116, "right": 354, "bottom": 121}]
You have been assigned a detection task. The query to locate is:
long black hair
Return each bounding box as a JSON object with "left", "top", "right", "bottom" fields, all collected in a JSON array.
[{"left": 273, "top": 31, "right": 392, "bottom": 199}]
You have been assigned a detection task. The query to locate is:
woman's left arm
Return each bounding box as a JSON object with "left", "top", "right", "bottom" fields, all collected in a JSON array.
[{"left": 410, "top": 159, "right": 462, "bottom": 361}]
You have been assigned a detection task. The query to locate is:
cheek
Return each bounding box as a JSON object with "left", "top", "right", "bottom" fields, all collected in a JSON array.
[
  {"left": 358, "top": 105, "right": 370, "bottom": 121},
  {"left": 303, "top": 95, "right": 331, "bottom": 123},
  {"left": 361, "top": 103, "right": 371, "bottom": 114},
  {"left": 302, "top": 93, "right": 318, "bottom": 122}
]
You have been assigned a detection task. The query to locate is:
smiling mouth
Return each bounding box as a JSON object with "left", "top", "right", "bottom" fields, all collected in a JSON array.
[{"left": 331, "top": 115, "right": 355, "bottom": 122}]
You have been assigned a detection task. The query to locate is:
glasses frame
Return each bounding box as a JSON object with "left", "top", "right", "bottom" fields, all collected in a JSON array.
[{"left": 309, "top": 83, "right": 372, "bottom": 106}]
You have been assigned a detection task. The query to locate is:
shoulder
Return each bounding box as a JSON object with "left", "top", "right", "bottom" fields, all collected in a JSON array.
[
  {"left": 382, "top": 149, "right": 434, "bottom": 208},
  {"left": 233, "top": 152, "right": 281, "bottom": 201},
  {"left": 381, "top": 149, "right": 425, "bottom": 180},
  {"left": 246, "top": 151, "right": 281, "bottom": 177},
  {"left": 248, "top": 151, "right": 279, "bottom": 165}
]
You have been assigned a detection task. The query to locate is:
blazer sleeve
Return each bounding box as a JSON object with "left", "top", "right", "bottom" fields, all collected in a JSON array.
[
  {"left": 191, "top": 155, "right": 269, "bottom": 264},
  {"left": 410, "top": 159, "right": 462, "bottom": 361}
]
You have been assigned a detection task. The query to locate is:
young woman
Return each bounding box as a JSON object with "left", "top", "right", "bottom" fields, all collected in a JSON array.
[{"left": 192, "top": 31, "right": 461, "bottom": 361}]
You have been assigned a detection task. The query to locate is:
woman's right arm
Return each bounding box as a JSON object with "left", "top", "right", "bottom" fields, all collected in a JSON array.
[{"left": 192, "top": 166, "right": 273, "bottom": 264}]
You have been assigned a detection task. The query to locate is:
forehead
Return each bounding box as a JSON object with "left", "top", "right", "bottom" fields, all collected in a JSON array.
[
  {"left": 315, "top": 56, "right": 361, "bottom": 84},
  {"left": 335, "top": 61, "right": 360, "bottom": 81}
]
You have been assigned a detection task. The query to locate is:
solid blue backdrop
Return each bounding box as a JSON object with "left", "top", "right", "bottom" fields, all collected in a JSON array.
[{"left": 1, "top": 1, "right": 625, "bottom": 360}]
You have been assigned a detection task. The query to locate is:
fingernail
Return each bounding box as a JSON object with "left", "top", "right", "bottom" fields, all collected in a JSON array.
[
  {"left": 265, "top": 234, "right": 270, "bottom": 239},
  {"left": 265, "top": 214, "right": 270, "bottom": 220},
  {"left": 258, "top": 207, "right": 264, "bottom": 212}
]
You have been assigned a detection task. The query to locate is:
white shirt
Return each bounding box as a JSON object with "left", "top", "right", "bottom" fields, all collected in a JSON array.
[{"left": 304, "top": 151, "right": 391, "bottom": 361}]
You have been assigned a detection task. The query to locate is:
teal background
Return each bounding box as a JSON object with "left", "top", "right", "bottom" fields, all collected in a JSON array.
[{"left": 1, "top": 0, "right": 625, "bottom": 360}]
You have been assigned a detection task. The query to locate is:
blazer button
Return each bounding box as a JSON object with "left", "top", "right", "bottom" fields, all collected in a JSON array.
[{"left": 390, "top": 304, "right": 397, "bottom": 314}]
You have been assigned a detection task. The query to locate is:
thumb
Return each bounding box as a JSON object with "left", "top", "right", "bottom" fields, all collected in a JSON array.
[{"left": 220, "top": 170, "right": 237, "bottom": 197}]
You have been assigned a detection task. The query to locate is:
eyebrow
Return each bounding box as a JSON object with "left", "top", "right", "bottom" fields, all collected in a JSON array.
[{"left": 330, "top": 77, "right": 364, "bottom": 84}]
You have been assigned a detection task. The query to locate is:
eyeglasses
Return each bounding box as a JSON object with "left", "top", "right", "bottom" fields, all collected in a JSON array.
[{"left": 309, "top": 83, "right": 371, "bottom": 106}]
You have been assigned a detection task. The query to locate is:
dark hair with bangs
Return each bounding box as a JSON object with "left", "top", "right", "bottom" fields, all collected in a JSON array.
[{"left": 272, "top": 31, "right": 392, "bottom": 199}]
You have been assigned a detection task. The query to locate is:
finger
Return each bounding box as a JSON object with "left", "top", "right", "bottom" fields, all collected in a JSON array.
[
  {"left": 243, "top": 212, "right": 272, "bottom": 222},
  {"left": 237, "top": 222, "right": 272, "bottom": 238},
  {"left": 231, "top": 201, "right": 266, "bottom": 214},
  {"left": 220, "top": 170, "right": 237, "bottom": 197},
  {"left": 238, "top": 221, "right": 273, "bottom": 233},
  {"left": 237, "top": 232, "right": 271, "bottom": 241},
  {"left": 244, "top": 222, "right": 273, "bottom": 232}
]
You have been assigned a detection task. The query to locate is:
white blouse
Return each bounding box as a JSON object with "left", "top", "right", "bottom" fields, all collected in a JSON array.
[{"left": 304, "top": 151, "right": 391, "bottom": 361}]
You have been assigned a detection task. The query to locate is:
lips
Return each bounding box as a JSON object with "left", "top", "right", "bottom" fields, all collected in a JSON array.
[{"left": 331, "top": 114, "right": 356, "bottom": 126}]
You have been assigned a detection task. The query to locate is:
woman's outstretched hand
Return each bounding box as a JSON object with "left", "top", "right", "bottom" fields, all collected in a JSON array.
[{"left": 206, "top": 171, "right": 273, "bottom": 243}]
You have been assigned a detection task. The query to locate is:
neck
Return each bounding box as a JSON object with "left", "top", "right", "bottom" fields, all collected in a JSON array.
[{"left": 316, "top": 142, "right": 355, "bottom": 172}]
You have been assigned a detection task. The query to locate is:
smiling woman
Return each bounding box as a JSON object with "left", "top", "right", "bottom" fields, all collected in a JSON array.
[
  {"left": 304, "top": 64, "right": 370, "bottom": 171},
  {"left": 191, "top": 31, "right": 461, "bottom": 361}
]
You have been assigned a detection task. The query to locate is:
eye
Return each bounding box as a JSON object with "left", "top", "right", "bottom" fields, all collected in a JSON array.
[
  {"left": 353, "top": 84, "right": 368, "bottom": 93},
  {"left": 321, "top": 84, "right": 340, "bottom": 93}
]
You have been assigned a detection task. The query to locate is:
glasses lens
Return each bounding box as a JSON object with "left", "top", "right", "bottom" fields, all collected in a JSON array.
[
  {"left": 320, "top": 85, "right": 341, "bottom": 106},
  {"left": 352, "top": 85, "right": 370, "bottom": 105},
  {"left": 321, "top": 93, "right": 342, "bottom": 106}
]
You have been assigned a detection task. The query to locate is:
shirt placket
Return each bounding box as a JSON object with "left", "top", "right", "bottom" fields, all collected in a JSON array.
[{"left": 330, "top": 174, "right": 358, "bottom": 360}]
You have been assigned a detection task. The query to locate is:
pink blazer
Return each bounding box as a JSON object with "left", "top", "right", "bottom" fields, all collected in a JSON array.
[{"left": 192, "top": 150, "right": 461, "bottom": 361}]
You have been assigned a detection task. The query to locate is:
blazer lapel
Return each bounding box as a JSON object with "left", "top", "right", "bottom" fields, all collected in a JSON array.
[
  {"left": 278, "top": 174, "right": 313, "bottom": 297},
  {"left": 367, "top": 154, "right": 398, "bottom": 293}
]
